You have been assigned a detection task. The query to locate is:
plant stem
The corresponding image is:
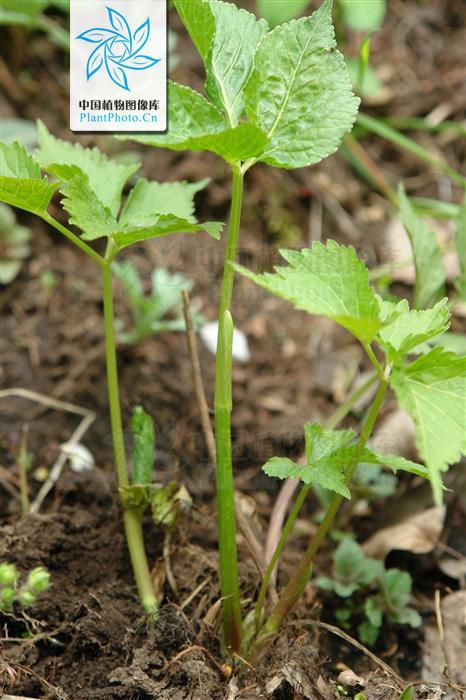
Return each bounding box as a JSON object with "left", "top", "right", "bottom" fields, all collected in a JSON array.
[
  {"left": 254, "top": 371, "right": 377, "bottom": 630},
  {"left": 214, "top": 165, "right": 244, "bottom": 651},
  {"left": 43, "top": 214, "right": 104, "bottom": 267},
  {"left": 102, "top": 256, "right": 158, "bottom": 613},
  {"left": 253, "top": 379, "right": 388, "bottom": 656}
]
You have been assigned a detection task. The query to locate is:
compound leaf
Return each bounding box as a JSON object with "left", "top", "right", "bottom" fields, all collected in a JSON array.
[
  {"left": 235, "top": 241, "right": 382, "bottom": 343},
  {"left": 391, "top": 348, "right": 466, "bottom": 503},
  {"left": 0, "top": 141, "right": 58, "bottom": 215},
  {"left": 204, "top": 1, "right": 268, "bottom": 125},
  {"left": 120, "top": 178, "right": 210, "bottom": 225},
  {"left": 36, "top": 120, "right": 139, "bottom": 216},
  {"left": 244, "top": 0, "right": 359, "bottom": 168},
  {"left": 398, "top": 186, "right": 446, "bottom": 309},
  {"left": 377, "top": 298, "right": 450, "bottom": 362}
]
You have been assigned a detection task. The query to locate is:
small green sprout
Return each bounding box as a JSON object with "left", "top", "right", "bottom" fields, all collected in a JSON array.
[
  {"left": 113, "top": 261, "right": 204, "bottom": 345},
  {"left": 0, "top": 562, "right": 50, "bottom": 612},
  {"left": 317, "top": 540, "right": 421, "bottom": 646}
]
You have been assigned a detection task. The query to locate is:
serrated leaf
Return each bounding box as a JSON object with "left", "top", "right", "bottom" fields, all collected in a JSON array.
[
  {"left": 363, "top": 450, "right": 430, "bottom": 480},
  {"left": 0, "top": 141, "right": 58, "bottom": 215},
  {"left": 118, "top": 82, "right": 268, "bottom": 163},
  {"left": 113, "top": 215, "right": 222, "bottom": 250},
  {"left": 244, "top": 0, "right": 359, "bottom": 168},
  {"left": 454, "top": 201, "right": 466, "bottom": 298},
  {"left": 204, "top": 1, "right": 268, "bottom": 125},
  {"left": 256, "top": 0, "right": 310, "bottom": 27},
  {"left": 391, "top": 348, "right": 466, "bottom": 504},
  {"left": 120, "top": 178, "right": 210, "bottom": 225},
  {"left": 131, "top": 406, "right": 154, "bottom": 485},
  {"left": 47, "top": 163, "right": 117, "bottom": 240},
  {"left": 174, "top": 0, "right": 216, "bottom": 62},
  {"left": 36, "top": 120, "right": 139, "bottom": 216},
  {"left": 235, "top": 241, "right": 382, "bottom": 343},
  {"left": 377, "top": 298, "right": 450, "bottom": 361},
  {"left": 398, "top": 186, "right": 446, "bottom": 309}
]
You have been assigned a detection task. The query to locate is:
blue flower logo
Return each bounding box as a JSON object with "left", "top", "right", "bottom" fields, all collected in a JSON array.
[{"left": 76, "top": 6, "right": 160, "bottom": 91}]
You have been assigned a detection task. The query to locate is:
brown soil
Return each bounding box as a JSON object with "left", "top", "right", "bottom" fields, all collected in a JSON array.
[{"left": 1, "top": 0, "right": 466, "bottom": 698}]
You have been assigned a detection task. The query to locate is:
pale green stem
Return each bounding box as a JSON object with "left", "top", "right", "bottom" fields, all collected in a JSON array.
[
  {"left": 102, "top": 246, "right": 157, "bottom": 613},
  {"left": 214, "top": 165, "right": 244, "bottom": 652}
]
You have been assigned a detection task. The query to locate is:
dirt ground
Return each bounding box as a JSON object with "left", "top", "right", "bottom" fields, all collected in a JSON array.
[{"left": 1, "top": 1, "right": 466, "bottom": 698}]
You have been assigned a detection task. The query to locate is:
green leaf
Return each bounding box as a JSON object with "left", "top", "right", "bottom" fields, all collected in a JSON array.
[
  {"left": 204, "top": 1, "right": 268, "bottom": 125},
  {"left": 244, "top": 0, "right": 359, "bottom": 168},
  {"left": 256, "top": 0, "right": 310, "bottom": 27},
  {"left": 235, "top": 241, "right": 382, "bottom": 343},
  {"left": 174, "top": 0, "right": 215, "bottom": 62},
  {"left": 415, "top": 332, "right": 466, "bottom": 358},
  {"left": 0, "top": 141, "right": 58, "bottom": 214},
  {"left": 398, "top": 687, "right": 414, "bottom": 700},
  {"left": 377, "top": 298, "right": 450, "bottom": 362},
  {"left": 36, "top": 120, "right": 139, "bottom": 216},
  {"left": 454, "top": 201, "right": 466, "bottom": 298},
  {"left": 113, "top": 214, "right": 222, "bottom": 250},
  {"left": 358, "top": 619, "right": 380, "bottom": 645},
  {"left": 118, "top": 82, "right": 269, "bottom": 163},
  {"left": 364, "top": 596, "right": 383, "bottom": 628},
  {"left": 337, "top": 0, "right": 386, "bottom": 32},
  {"left": 333, "top": 539, "right": 382, "bottom": 586},
  {"left": 131, "top": 406, "right": 155, "bottom": 485},
  {"left": 47, "top": 163, "right": 117, "bottom": 240},
  {"left": 382, "top": 568, "right": 412, "bottom": 608},
  {"left": 364, "top": 451, "right": 430, "bottom": 480},
  {"left": 120, "top": 178, "right": 210, "bottom": 225},
  {"left": 391, "top": 348, "right": 466, "bottom": 503},
  {"left": 398, "top": 185, "right": 446, "bottom": 309}
]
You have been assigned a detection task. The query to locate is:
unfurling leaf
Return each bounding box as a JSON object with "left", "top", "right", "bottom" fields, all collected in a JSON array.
[{"left": 131, "top": 406, "right": 155, "bottom": 485}]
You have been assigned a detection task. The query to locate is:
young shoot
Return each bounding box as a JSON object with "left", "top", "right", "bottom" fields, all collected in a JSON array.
[
  {"left": 0, "top": 561, "right": 51, "bottom": 612},
  {"left": 0, "top": 121, "right": 222, "bottom": 615},
  {"left": 119, "top": 0, "right": 360, "bottom": 652}
]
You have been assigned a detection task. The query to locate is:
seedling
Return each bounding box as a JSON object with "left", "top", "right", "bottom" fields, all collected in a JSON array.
[
  {"left": 113, "top": 260, "right": 204, "bottom": 345},
  {"left": 120, "top": 0, "right": 359, "bottom": 652},
  {"left": 0, "top": 120, "right": 222, "bottom": 614},
  {"left": 235, "top": 239, "right": 465, "bottom": 656},
  {"left": 317, "top": 539, "right": 421, "bottom": 645},
  {"left": 0, "top": 561, "right": 50, "bottom": 612}
]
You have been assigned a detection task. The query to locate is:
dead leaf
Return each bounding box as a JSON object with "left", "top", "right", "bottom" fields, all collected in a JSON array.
[
  {"left": 337, "top": 669, "right": 366, "bottom": 687},
  {"left": 266, "top": 663, "right": 319, "bottom": 699},
  {"left": 363, "top": 506, "right": 446, "bottom": 559},
  {"left": 422, "top": 591, "right": 466, "bottom": 698}
]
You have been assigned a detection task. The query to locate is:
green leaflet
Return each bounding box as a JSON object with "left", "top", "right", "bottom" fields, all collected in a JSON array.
[
  {"left": 391, "top": 348, "right": 466, "bottom": 504},
  {"left": 454, "top": 201, "right": 466, "bottom": 298},
  {"left": 235, "top": 241, "right": 382, "bottom": 344},
  {"left": 398, "top": 185, "right": 446, "bottom": 309},
  {"left": 113, "top": 216, "right": 222, "bottom": 250},
  {"left": 0, "top": 141, "right": 58, "bottom": 214},
  {"left": 36, "top": 120, "right": 139, "bottom": 216},
  {"left": 131, "top": 406, "right": 155, "bottom": 485},
  {"left": 244, "top": 0, "right": 359, "bottom": 168},
  {"left": 118, "top": 82, "right": 268, "bottom": 163},
  {"left": 204, "top": 1, "right": 268, "bottom": 125},
  {"left": 120, "top": 178, "right": 210, "bottom": 225},
  {"left": 377, "top": 298, "right": 450, "bottom": 362},
  {"left": 256, "top": 0, "right": 310, "bottom": 28}
]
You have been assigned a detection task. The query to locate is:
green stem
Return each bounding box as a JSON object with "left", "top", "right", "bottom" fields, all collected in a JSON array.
[
  {"left": 214, "top": 165, "right": 244, "bottom": 651},
  {"left": 102, "top": 255, "right": 158, "bottom": 613},
  {"left": 42, "top": 214, "right": 104, "bottom": 267},
  {"left": 254, "top": 371, "right": 377, "bottom": 631},
  {"left": 253, "top": 379, "right": 389, "bottom": 656}
]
